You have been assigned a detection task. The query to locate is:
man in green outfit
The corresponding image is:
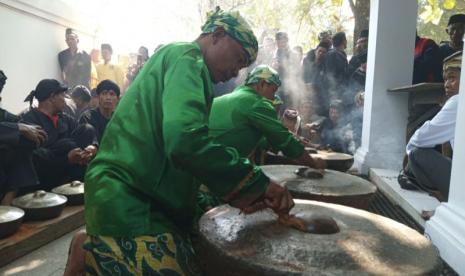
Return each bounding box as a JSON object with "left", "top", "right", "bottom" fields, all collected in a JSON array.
[
  {"left": 83, "top": 9, "right": 294, "bottom": 275},
  {"left": 209, "top": 64, "right": 325, "bottom": 166},
  {"left": 197, "top": 65, "right": 325, "bottom": 212}
]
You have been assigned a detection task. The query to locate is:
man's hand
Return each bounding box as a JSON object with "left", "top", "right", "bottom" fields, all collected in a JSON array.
[
  {"left": 68, "top": 148, "right": 85, "bottom": 165},
  {"left": 18, "top": 123, "right": 47, "bottom": 146},
  {"left": 241, "top": 181, "right": 294, "bottom": 215},
  {"left": 264, "top": 182, "right": 294, "bottom": 215},
  {"left": 311, "top": 157, "right": 326, "bottom": 170},
  {"left": 81, "top": 145, "right": 97, "bottom": 163},
  {"left": 296, "top": 151, "right": 326, "bottom": 170}
]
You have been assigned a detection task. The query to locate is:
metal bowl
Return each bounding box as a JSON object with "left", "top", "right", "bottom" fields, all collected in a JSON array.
[
  {"left": 310, "top": 151, "right": 354, "bottom": 172},
  {"left": 0, "top": 206, "right": 24, "bottom": 238},
  {"left": 52, "top": 180, "right": 84, "bottom": 205},
  {"left": 12, "top": 191, "right": 67, "bottom": 221}
]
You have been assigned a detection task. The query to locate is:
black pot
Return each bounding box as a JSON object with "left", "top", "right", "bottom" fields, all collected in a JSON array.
[
  {"left": 12, "top": 191, "right": 67, "bottom": 221},
  {"left": 0, "top": 206, "right": 24, "bottom": 238},
  {"left": 52, "top": 181, "right": 84, "bottom": 206}
]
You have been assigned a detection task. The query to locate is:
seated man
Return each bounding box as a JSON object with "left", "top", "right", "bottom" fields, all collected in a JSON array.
[
  {"left": 402, "top": 51, "right": 462, "bottom": 202},
  {"left": 316, "top": 100, "right": 351, "bottom": 153},
  {"left": 0, "top": 70, "right": 47, "bottom": 204},
  {"left": 21, "top": 79, "right": 98, "bottom": 190},
  {"left": 79, "top": 79, "right": 119, "bottom": 142}
]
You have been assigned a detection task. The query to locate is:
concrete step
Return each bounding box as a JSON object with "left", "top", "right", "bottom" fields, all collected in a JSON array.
[{"left": 369, "top": 168, "right": 440, "bottom": 227}]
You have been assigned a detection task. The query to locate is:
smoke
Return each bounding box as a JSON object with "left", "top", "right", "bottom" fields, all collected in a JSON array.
[{"left": 276, "top": 46, "right": 366, "bottom": 155}]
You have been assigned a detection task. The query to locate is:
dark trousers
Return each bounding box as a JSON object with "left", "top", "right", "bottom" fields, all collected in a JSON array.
[
  {"left": 407, "top": 147, "right": 451, "bottom": 199},
  {"left": 34, "top": 124, "right": 96, "bottom": 190},
  {"left": 0, "top": 146, "right": 38, "bottom": 198}
]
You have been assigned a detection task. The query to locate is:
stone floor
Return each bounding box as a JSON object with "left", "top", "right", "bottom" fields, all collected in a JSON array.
[{"left": 0, "top": 227, "right": 83, "bottom": 276}]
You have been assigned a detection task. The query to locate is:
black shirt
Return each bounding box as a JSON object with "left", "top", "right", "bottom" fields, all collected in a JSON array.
[
  {"left": 58, "top": 48, "right": 91, "bottom": 88},
  {"left": 21, "top": 109, "right": 83, "bottom": 165},
  {"left": 439, "top": 42, "right": 462, "bottom": 63},
  {"left": 324, "top": 49, "right": 348, "bottom": 99},
  {"left": 79, "top": 108, "right": 110, "bottom": 142}
]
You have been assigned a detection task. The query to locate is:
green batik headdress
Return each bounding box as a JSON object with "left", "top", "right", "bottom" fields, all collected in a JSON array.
[
  {"left": 201, "top": 7, "right": 258, "bottom": 65},
  {"left": 272, "top": 95, "right": 284, "bottom": 106},
  {"left": 245, "top": 64, "right": 282, "bottom": 87}
]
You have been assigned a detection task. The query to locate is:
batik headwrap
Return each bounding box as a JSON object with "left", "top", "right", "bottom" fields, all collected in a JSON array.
[
  {"left": 201, "top": 8, "right": 258, "bottom": 65},
  {"left": 443, "top": 51, "right": 462, "bottom": 72},
  {"left": 245, "top": 65, "right": 281, "bottom": 87},
  {"left": 272, "top": 95, "right": 284, "bottom": 106}
]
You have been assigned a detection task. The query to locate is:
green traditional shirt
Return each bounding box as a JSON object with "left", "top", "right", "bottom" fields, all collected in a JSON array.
[
  {"left": 84, "top": 42, "right": 269, "bottom": 238},
  {"left": 208, "top": 85, "right": 304, "bottom": 159}
]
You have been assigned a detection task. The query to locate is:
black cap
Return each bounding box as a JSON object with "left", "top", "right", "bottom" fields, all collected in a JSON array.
[
  {"left": 96, "top": 79, "right": 120, "bottom": 97},
  {"left": 448, "top": 14, "right": 465, "bottom": 26},
  {"left": 24, "top": 79, "right": 68, "bottom": 105}
]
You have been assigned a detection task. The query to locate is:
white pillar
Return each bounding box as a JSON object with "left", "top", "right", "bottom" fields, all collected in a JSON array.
[
  {"left": 355, "top": 0, "right": 417, "bottom": 174},
  {"left": 425, "top": 46, "right": 465, "bottom": 274}
]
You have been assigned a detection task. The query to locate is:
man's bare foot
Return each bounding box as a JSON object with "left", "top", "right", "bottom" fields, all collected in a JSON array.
[{"left": 421, "top": 210, "right": 435, "bottom": 221}]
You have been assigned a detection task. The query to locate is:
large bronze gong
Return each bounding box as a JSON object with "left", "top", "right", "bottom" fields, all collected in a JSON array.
[
  {"left": 261, "top": 165, "right": 377, "bottom": 209},
  {"left": 195, "top": 200, "right": 442, "bottom": 276}
]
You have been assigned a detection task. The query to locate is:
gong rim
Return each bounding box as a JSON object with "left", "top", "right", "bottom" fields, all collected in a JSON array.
[
  {"left": 261, "top": 165, "right": 377, "bottom": 197},
  {"left": 197, "top": 200, "right": 442, "bottom": 276}
]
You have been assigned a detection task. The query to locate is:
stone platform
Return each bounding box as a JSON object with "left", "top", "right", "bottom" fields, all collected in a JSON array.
[{"left": 0, "top": 206, "right": 84, "bottom": 267}]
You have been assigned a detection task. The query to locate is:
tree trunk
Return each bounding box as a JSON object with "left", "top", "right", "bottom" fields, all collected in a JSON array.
[{"left": 349, "top": 0, "right": 370, "bottom": 49}]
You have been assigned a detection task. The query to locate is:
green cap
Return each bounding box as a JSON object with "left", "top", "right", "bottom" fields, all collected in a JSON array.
[
  {"left": 201, "top": 8, "right": 258, "bottom": 65},
  {"left": 245, "top": 65, "right": 281, "bottom": 87}
]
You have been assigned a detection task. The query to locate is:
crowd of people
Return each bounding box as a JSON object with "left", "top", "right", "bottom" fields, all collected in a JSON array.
[
  {"left": 0, "top": 26, "right": 152, "bottom": 204},
  {"left": 0, "top": 6, "right": 464, "bottom": 275},
  {"left": 238, "top": 28, "right": 369, "bottom": 155}
]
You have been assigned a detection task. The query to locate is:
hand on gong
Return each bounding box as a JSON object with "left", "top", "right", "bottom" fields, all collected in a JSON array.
[{"left": 241, "top": 181, "right": 294, "bottom": 215}]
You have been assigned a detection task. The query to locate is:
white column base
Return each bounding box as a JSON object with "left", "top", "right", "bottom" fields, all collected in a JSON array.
[
  {"left": 425, "top": 203, "right": 465, "bottom": 275},
  {"left": 354, "top": 146, "right": 369, "bottom": 175}
]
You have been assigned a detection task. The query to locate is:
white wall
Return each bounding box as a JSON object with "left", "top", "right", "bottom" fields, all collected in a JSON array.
[{"left": 0, "top": 0, "right": 95, "bottom": 114}]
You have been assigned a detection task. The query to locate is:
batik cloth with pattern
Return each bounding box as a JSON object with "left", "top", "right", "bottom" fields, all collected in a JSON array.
[
  {"left": 201, "top": 8, "right": 258, "bottom": 65},
  {"left": 84, "top": 234, "right": 201, "bottom": 275}
]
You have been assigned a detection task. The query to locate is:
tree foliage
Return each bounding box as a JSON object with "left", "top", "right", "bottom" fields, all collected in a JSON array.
[
  {"left": 199, "top": 0, "right": 352, "bottom": 52},
  {"left": 418, "top": 0, "right": 465, "bottom": 44},
  {"left": 198, "top": 0, "right": 465, "bottom": 54}
]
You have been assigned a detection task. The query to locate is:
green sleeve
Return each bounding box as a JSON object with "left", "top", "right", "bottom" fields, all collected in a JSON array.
[
  {"left": 249, "top": 100, "right": 304, "bottom": 159},
  {"left": 162, "top": 55, "right": 268, "bottom": 205}
]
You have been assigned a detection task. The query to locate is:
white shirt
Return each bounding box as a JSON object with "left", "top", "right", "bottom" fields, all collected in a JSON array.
[{"left": 406, "top": 95, "right": 458, "bottom": 154}]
